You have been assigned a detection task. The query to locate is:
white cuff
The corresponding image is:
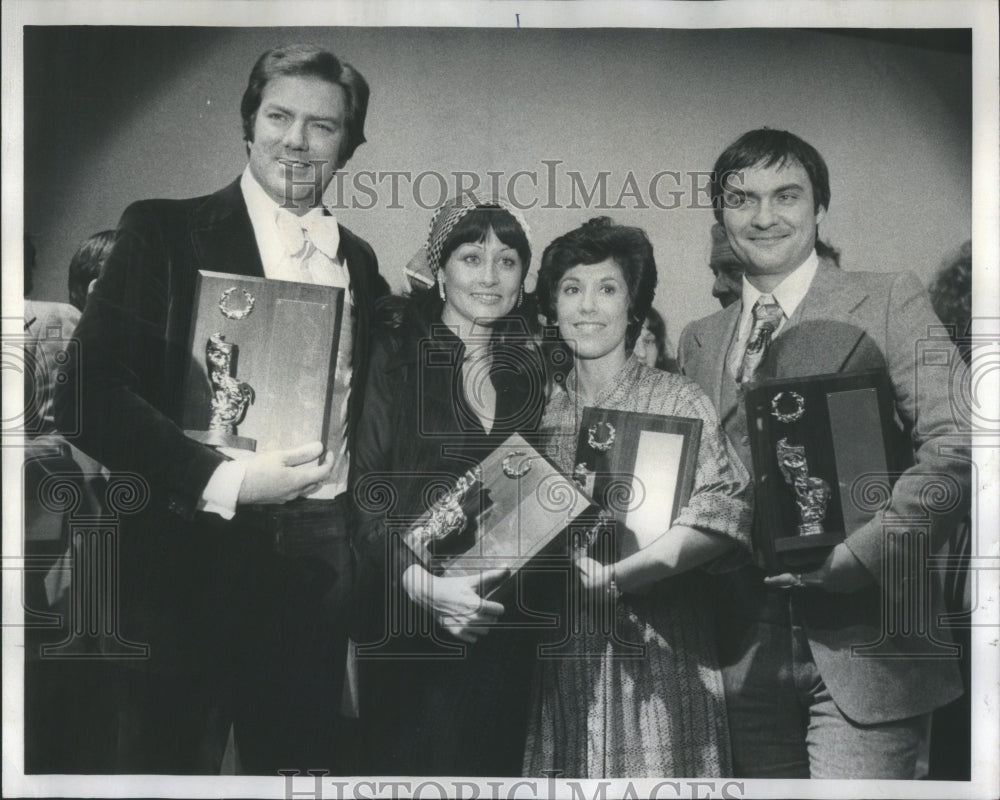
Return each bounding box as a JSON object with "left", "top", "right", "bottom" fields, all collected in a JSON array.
[{"left": 197, "top": 459, "right": 247, "bottom": 520}]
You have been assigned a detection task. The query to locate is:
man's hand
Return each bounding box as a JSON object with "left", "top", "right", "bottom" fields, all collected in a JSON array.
[
  {"left": 402, "top": 565, "right": 508, "bottom": 643},
  {"left": 764, "top": 542, "right": 875, "bottom": 593},
  {"left": 236, "top": 441, "right": 333, "bottom": 505}
]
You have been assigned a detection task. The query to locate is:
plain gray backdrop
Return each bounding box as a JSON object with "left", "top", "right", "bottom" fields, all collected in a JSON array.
[{"left": 24, "top": 26, "right": 971, "bottom": 348}]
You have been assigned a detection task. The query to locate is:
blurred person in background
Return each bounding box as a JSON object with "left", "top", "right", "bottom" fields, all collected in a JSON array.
[
  {"left": 67, "top": 229, "right": 117, "bottom": 312},
  {"left": 23, "top": 231, "right": 116, "bottom": 773},
  {"left": 632, "top": 307, "right": 679, "bottom": 373},
  {"left": 925, "top": 239, "right": 972, "bottom": 781}
]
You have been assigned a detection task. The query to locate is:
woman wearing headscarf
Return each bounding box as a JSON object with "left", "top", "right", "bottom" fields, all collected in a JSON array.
[
  {"left": 523, "top": 217, "right": 752, "bottom": 778},
  {"left": 350, "top": 196, "right": 546, "bottom": 776}
]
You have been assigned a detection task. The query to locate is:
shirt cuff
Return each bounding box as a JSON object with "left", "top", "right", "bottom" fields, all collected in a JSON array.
[{"left": 198, "top": 459, "right": 247, "bottom": 520}]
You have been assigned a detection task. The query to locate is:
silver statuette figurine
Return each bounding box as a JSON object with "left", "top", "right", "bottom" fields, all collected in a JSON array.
[
  {"left": 776, "top": 437, "right": 831, "bottom": 536},
  {"left": 188, "top": 333, "right": 256, "bottom": 450},
  {"left": 408, "top": 467, "right": 483, "bottom": 554}
]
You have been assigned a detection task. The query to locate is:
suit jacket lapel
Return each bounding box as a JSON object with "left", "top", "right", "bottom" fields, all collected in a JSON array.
[
  {"left": 190, "top": 178, "right": 265, "bottom": 278},
  {"left": 339, "top": 226, "right": 364, "bottom": 302},
  {"left": 691, "top": 302, "right": 741, "bottom": 415},
  {"left": 771, "top": 258, "right": 869, "bottom": 378}
]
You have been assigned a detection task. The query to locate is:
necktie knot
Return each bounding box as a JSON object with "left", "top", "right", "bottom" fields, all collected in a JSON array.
[
  {"left": 746, "top": 294, "right": 782, "bottom": 352},
  {"left": 738, "top": 294, "right": 783, "bottom": 383},
  {"left": 275, "top": 208, "right": 341, "bottom": 261},
  {"left": 753, "top": 293, "right": 782, "bottom": 323}
]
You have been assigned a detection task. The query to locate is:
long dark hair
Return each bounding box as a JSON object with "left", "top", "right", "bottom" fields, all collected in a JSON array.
[
  {"left": 376, "top": 207, "right": 553, "bottom": 409},
  {"left": 396, "top": 207, "right": 534, "bottom": 343}
]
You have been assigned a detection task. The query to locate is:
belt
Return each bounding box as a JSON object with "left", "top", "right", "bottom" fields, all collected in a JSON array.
[{"left": 244, "top": 494, "right": 349, "bottom": 557}]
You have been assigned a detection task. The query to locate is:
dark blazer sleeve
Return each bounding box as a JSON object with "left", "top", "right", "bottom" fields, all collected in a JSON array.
[
  {"left": 349, "top": 330, "right": 422, "bottom": 569},
  {"left": 56, "top": 200, "right": 225, "bottom": 520},
  {"left": 340, "top": 225, "right": 390, "bottom": 443},
  {"left": 350, "top": 333, "right": 397, "bottom": 569},
  {"left": 349, "top": 329, "right": 429, "bottom": 642},
  {"left": 841, "top": 271, "right": 970, "bottom": 581}
]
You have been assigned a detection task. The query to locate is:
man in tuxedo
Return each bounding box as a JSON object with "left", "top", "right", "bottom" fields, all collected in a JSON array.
[
  {"left": 57, "top": 44, "right": 388, "bottom": 774},
  {"left": 678, "top": 129, "right": 967, "bottom": 778}
]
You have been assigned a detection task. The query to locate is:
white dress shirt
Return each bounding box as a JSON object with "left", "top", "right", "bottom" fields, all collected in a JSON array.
[
  {"left": 199, "top": 167, "right": 354, "bottom": 517},
  {"left": 728, "top": 250, "right": 820, "bottom": 378}
]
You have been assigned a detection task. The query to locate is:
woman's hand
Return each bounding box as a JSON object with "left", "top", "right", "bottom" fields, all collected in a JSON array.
[
  {"left": 401, "top": 565, "right": 508, "bottom": 643},
  {"left": 575, "top": 555, "right": 614, "bottom": 594}
]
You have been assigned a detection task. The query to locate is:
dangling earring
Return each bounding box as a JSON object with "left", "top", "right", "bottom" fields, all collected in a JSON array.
[
  {"left": 517, "top": 284, "right": 524, "bottom": 308},
  {"left": 437, "top": 274, "right": 447, "bottom": 302}
]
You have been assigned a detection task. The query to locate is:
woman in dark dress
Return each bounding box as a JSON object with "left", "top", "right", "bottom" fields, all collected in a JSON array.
[{"left": 350, "top": 196, "right": 546, "bottom": 776}]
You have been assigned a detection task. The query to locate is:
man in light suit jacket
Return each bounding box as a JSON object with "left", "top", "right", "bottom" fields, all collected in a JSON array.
[
  {"left": 56, "top": 44, "right": 388, "bottom": 774},
  {"left": 678, "top": 129, "right": 967, "bottom": 778}
]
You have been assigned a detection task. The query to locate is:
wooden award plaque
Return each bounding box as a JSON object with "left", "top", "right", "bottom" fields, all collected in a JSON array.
[
  {"left": 402, "top": 434, "right": 597, "bottom": 599},
  {"left": 573, "top": 408, "right": 702, "bottom": 559},
  {"left": 181, "top": 271, "right": 344, "bottom": 453},
  {"left": 745, "top": 369, "right": 907, "bottom": 572}
]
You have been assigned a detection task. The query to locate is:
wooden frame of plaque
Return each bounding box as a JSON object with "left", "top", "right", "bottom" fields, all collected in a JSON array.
[
  {"left": 745, "top": 368, "right": 907, "bottom": 573},
  {"left": 402, "top": 434, "right": 597, "bottom": 599},
  {"left": 572, "top": 408, "right": 702, "bottom": 560},
  {"left": 181, "top": 271, "right": 344, "bottom": 453}
]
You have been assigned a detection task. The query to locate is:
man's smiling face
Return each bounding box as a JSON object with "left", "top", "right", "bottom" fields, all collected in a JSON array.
[
  {"left": 247, "top": 74, "right": 347, "bottom": 215},
  {"left": 721, "top": 158, "right": 826, "bottom": 283}
]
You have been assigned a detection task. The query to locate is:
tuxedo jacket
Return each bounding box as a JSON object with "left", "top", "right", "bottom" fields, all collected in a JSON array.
[
  {"left": 678, "top": 259, "right": 966, "bottom": 724},
  {"left": 57, "top": 178, "right": 388, "bottom": 673}
]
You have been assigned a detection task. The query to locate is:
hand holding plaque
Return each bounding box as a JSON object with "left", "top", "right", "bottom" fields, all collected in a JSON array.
[{"left": 236, "top": 440, "right": 333, "bottom": 505}]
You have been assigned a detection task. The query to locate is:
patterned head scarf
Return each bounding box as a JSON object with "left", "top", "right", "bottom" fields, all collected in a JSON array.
[{"left": 417, "top": 194, "right": 533, "bottom": 276}]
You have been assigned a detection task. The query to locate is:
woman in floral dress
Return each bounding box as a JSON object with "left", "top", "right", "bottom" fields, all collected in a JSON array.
[{"left": 523, "top": 217, "right": 752, "bottom": 778}]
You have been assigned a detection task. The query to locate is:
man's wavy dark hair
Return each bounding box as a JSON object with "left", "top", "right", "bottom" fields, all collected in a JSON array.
[
  {"left": 711, "top": 128, "right": 831, "bottom": 225},
  {"left": 240, "top": 43, "right": 370, "bottom": 167}
]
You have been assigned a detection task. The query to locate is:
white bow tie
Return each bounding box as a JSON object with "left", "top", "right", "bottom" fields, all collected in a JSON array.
[{"left": 275, "top": 208, "right": 341, "bottom": 261}]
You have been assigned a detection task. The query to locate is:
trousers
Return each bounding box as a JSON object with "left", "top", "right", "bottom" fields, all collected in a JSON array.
[
  {"left": 231, "top": 495, "right": 354, "bottom": 775},
  {"left": 718, "top": 592, "right": 926, "bottom": 779}
]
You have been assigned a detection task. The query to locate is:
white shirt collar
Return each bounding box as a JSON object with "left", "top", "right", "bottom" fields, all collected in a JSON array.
[
  {"left": 241, "top": 166, "right": 346, "bottom": 274},
  {"left": 240, "top": 166, "right": 290, "bottom": 275},
  {"left": 737, "top": 249, "right": 819, "bottom": 335}
]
